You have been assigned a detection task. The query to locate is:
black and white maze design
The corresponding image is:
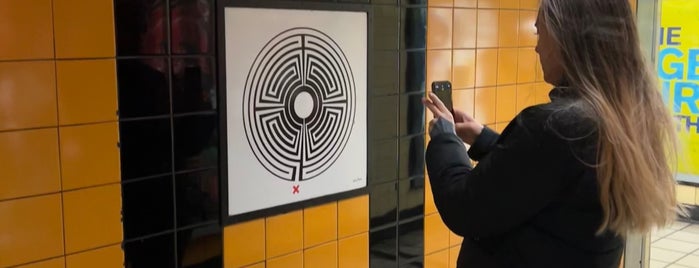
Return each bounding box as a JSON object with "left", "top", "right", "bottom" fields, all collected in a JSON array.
[{"left": 243, "top": 27, "right": 356, "bottom": 182}]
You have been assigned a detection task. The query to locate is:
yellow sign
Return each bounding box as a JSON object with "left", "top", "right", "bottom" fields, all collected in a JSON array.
[{"left": 658, "top": 0, "right": 699, "bottom": 180}]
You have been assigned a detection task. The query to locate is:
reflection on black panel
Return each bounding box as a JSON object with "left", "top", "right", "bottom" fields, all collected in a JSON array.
[
  {"left": 173, "top": 114, "right": 218, "bottom": 171},
  {"left": 124, "top": 232, "right": 176, "bottom": 267},
  {"left": 177, "top": 224, "right": 222, "bottom": 268},
  {"left": 399, "top": 135, "right": 425, "bottom": 179},
  {"left": 370, "top": 181, "right": 398, "bottom": 227},
  {"left": 122, "top": 175, "right": 174, "bottom": 239},
  {"left": 399, "top": 177, "right": 424, "bottom": 220},
  {"left": 401, "top": 7, "right": 427, "bottom": 50},
  {"left": 369, "top": 139, "right": 398, "bottom": 185},
  {"left": 176, "top": 169, "right": 219, "bottom": 227},
  {"left": 170, "top": 0, "right": 213, "bottom": 55},
  {"left": 400, "top": 93, "right": 426, "bottom": 136},
  {"left": 373, "top": 5, "right": 400, "bottom": 50},
  {"left": 398, "top": 219, "right": 424, "bottom": 264},
  {"left": 119, "top": 118, "right": 172, "bottom": 180},
  {"left": 400, "top": 50, "right": 426, "bottom": 94},
  {"left": 172, "top": 57, "right": 216, "bottom": 114},
  {"left": 115, "top": 0, "right": 168, "bottom": 56},
  {"left": 117, "top": 58, "right": 170, "bottom": 118},
  {"left": 370, "top": 226, "right": 397, "bottom": 268}
]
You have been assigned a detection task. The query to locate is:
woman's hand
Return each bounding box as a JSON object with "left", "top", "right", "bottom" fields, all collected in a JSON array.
[
  {"left": 423, "top": 92, "right": 484, "bottom": 145},
  {"left": 423, "top": 92, "right": 455, "bottom": 133}
]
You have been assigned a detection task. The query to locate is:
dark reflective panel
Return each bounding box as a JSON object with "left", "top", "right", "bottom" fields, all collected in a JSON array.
[
  {"left": 373, "top": 0, "right": 397, "bottom": 4},
  {"left": 398, "top": 219, "right": 424, "bottom": 264},
  {"left": 401, "top": 258, "right": 425, "bottom": 268},
  {"left": 115, "top": 0, "right": 168, "bottom": 56},
  {"left": 369, "top": 139, "right": 398, "bottom": 185},
  {"left": 373, "top": 5, "right": 400, "bottom": 50},
  {"left": 176, "top": 169, "right": 219, "bottom": 227},
  {"left": 177, "top": 224, "right": 222, "bottom": 268},
  {"left": 398, "top": 177, "right": 424, "bottom": 220},
  {"left": 400, "top": 50, "right": 426, "bottom": 94},
  {"left": 120, "top": 118, "right": 172, "bottom": 180},
  {"left": 369, "top": 95, "right": 398, "bottom": 140},
  {"left": 172, "top": 57, "right": 216, "bottom": 114},
  {"left": 401, "top": 0, "right": 427, "bottom": 5},
  {"left": 122, "top": 176, "right": 174, "bottom": 239},
  {"left": 371, "top": 51, "right": 399, "bottom": 96},
  {"left": 401, "top": 7, "right": 427, "bottom": 50},
  {"left": 124, "top": 232, "right": 176, "bottom": 267},
  {"left": 117, "top": 58, "right": 170, "bottom": 118},
  {"left": 399, "top": 93, "right": 425, "bottom": 137},
  {"left": 399, "top": 135, "right": 425, "bottom": 180},
  {"left": 370, "top": 181, "right": 398, "bottom": 228},
  {"left": 170, "top": 0, "right": 213, "bottom": 55},
  {"left": 370, "top": 226, "right": 397, "bottom": 268},
  {"left": 173, "top": 114, "right": 218, "bottom": 171}
]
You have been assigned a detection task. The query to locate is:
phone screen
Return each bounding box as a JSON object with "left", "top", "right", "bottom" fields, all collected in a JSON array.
[{"left": 431, "top": 81, "right": 453, "bottom": 113}]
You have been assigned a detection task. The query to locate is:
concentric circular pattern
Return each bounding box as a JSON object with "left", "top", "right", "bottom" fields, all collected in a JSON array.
[{"left": 243, "top": 27, "right": 356, "bottom": 182}]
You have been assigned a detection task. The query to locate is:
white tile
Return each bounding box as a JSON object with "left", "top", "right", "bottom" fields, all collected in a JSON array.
[
  {"left": 650, "top": 260, "right": 669, "bottom": 268},
  {"left": 666, "top": 265, "right": 693, "bottom": 268},
  {"left": 655, "top": 229, "right": 680, "bottom": 242},
  {"left": 654, "top": 238, "right": 699, "bottom": 253},
  {"left": 676, "top": 254, "right": 699, "bottom": 268},
  {"left": 668, "top": 231, "right": 699, "bottom": 244},
  {"left": 671, "top": 222, "right": 692, "bottom": 230},
  {"left": 684, "top": 224, "right": 699, "bottom": 235},
  {"left": 651, "top": 248, "right": 687, "bottom": 263}
]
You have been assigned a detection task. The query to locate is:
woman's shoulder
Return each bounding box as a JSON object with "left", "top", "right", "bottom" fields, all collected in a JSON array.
[{"left": 515, "top": 100, "right": 598, "bottom": 144}]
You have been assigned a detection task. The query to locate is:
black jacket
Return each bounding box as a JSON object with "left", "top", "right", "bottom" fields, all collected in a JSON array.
[{"left": 425, "top": 88, "right": 624, "bottom": 268}]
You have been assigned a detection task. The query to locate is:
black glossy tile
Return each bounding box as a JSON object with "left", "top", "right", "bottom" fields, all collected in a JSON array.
[
  {"left": 173, "top": 114, "right": 218, "bottom": 171},
  {"left": 176, "top": 169, "right": 219, "bottom": 227},
  {"left": 177, "top": 224, "right": 222, "bottom": 267},
  {"left": 370, "top": 226, "right": 398, "bottom": 268},
  {"left": 401, "top": 258, "right": 425, "bottom": 268},
  {"left": 117, "top": 59, "right": 170, "bottom": 118},
  {"left": 369, "top": 95, "right": 398, "bottom": 140},
  {"left": 401, "top": 7, "right": 427, "bottom": 50},
  {"left": 373, "top": 5, "right": 400, "bottom": 50},
  {"left": 398, "top": 135, "right": 425, "bottom": 179},
  {"left": 369, "top": 139, "right": 398, "bottom": 185},
  {"left": 373, "top": 0, "right": 397, "bottom": 4},
  {"left": 401, "top": 0, "right": 427, "bottom": 5},
  {"left": 370, "top": 181, "right": 398, "bottom": 228},
  {"left": 400, "top": 50, "right": 426, "bottom": 94},
  {"left": 124, "top": 232, "right": 176, "bottom": 267},
  {"left": 371, "top": 50, "right": 399, "bottom": 96},
  {"left": 120, "top": 118, "right": 172, "bottom": 180},
  {"left": 122, "top": 176, "right": 174, "bottom": 239},
  {"left": 398, "top": 177, "right": 424, "bottom": 220},
  {"left": 399, "top": 93, "right": 425, "bottom": 136},
  {"left": 339, "top": 0, "right": 370, "bottom": 2},
  {"left": 172, "top": 57, "right": 216, "bottom": 114},
  {"left": 114, "top": 0, "right": 168, "bottom": 56},
  {"left": 398, "top": 218, "right": 424, "bottom": 264},
  {"left": 170, "top": 0, "right": 214, "bottom": 55}
]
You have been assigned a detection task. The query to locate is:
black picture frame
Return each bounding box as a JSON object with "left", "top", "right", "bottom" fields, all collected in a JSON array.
[{"left": 217, "top": 0, "right": 373, "bottom": 226}]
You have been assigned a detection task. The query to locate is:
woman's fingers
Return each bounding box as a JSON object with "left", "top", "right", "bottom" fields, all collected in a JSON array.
[
  {"left": 422, "top": 97, "right": 443, "bottom": 118},
  {"left": 429, "top": 93, "right": 450, "bottom": 114}
]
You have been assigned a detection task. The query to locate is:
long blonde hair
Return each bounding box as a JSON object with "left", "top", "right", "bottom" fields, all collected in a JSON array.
[{"left": 540, "top": 0, "right": 679, "bottom": 236}]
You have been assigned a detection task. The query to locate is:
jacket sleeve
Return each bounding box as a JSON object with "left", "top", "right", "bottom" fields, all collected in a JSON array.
[
  {"left": 425, "top": 109, "right": 575, "bottom": 238},
  {"left": 467, "top": 126, "right": 500, "bottom": 161}
]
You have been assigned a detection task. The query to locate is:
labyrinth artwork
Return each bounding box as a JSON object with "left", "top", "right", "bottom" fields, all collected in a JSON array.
[{"left": 225, "top": 7, "right": 367, "bottom": 217}]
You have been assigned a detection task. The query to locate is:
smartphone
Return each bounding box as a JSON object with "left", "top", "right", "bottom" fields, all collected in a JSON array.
[{"left": 431, "top": 80, "right": 453, "bottom": 113}]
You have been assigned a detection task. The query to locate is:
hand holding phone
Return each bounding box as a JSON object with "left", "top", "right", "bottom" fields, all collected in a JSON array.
[{"left": 431, "top": 81, "right": 453, "bottom": 114}]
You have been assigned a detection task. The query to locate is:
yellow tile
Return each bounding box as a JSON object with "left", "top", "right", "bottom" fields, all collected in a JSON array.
[
  {"left": 425, "top": 190, "right": 438, "bottom": 215},
  {"left": 425, "top": 249, "right": 449, "bottom": 268},
  {"left": 495, "top": 123, "right": 508, "bottom": 133},
  {"left": 304, "top": 241, "right": 338, "bottom": 268},
  {"left": 519, "top": 11, "right": 538, "bottom": 47},
  {"left": 517, "top": 48, "right": 537, "bottom": 83},
  {"left": 478, "top": 0, "right": 499, "bottom": 8},
  {"left": 449, "top": 245, "right": 461, "bottom": 268},
  {"left": 496, "top": 85, "right": 517, "bottom": 122},
  {"left": 0, "top": 129, "right": 60, "bottom": 200},
  {"left": 453, "top": 9, "right": 477, "bottom": 49},
  {"left": 57, "top": 59, "right": 118, "bottom": 125},
  {"left": 16, "top": 257, "right": 64, "bottom": 268},
  {"left": 338, "top": 233, "right": 369, "bottom": 268},
  {"left": 535, "top": 83, "right": 552, "bottom": 104},
  {"left": 338, "top": 195, "right": 369, "bottom": 238},
  {"left": 630, "top": 0, "right": 637, "bottom": 12},
  {"left": 520, "top": 0, "right": 540, "bottom": 10},
  {"left": 268, "top": 251, "right": 303, "bottom": 268},
  {"left": 677, "top": 185, "right": 696, "bottom": 205},
  {"left": 0, "top": 61, "right": 57, "bottom": 131},
  {"left": 453, "top": 50, "right": 476, "bottom": 89},
  {"left": 498, "top": 10, "right": 519, "bottom": 47},
  {"left": 474, "top": 87, "right": 497, "bottom": 125},
  {"left": 497, "top": 48, "right": 518, "bottom": 85},
  {"left": 304, "top": 202, "right": 338, "bottom": 248},
  {"left": 0, "top": 0, "right": 54, "bottom": 60},
  {"left": 60, "top": 122, "right": 120, "bottom": 190},
  {"left": 0, "top": 194, "right": 63, "bottom": 267},
  {"left": 267, "top": 211, "right": 303, "bottom": 258},
  {"left": 429, "top": 0, "right": 454, "bottom": 6},
  {"left": 224, "top": 219, "right": 265, "bottom": 267},
  {"left": 475, "top": 49, "right": 498, "bottom": 87},
  {"left": 453, "top": 89, "right": 475, "bottom": 117},
  {"left": 54, "top": 0, "right": 115, "bottom": 58},
  {"left": 427, "top": 50, "right": 453, "bottom": 84},
  {"left": 427, "top": 8, "right": 453, "bottom": 49},
  {"left": 476, "top": 10, "right": 499, "bottom": 48},
  {"left": 454, "top": 0, "right": 477, "bottom": 8},
  {"left": 66, "top": 245, "right": 123, "bottom": 268},
  {"left": 425, "top": 213, "right": 450, "bottom": 254},
  {"left": 243, "top": 262, "right": 265, "bottom": 268},
  {"left": 516, "top": 84, "right": 537, "bottom": 112},
  {"left": 501, "top": 0, "right": 519, "bottom": 9},
  {"left": 63, "top": 184, "right": 122, "bottom": 253},
  {"left": 449, "top": 231, "right": 463, "bottom": 247}
]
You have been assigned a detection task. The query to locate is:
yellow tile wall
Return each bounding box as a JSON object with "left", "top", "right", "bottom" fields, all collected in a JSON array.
[
  {"left": 224, "top": 195, "right": 369, "bottom": 268},
  {"left": 0, "top": 0, "right": 122, "bottom": 267}
]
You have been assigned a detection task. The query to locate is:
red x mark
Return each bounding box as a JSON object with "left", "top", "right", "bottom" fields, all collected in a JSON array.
[{"left": 292, "top": 185, "right": 300, "bottom": 194}]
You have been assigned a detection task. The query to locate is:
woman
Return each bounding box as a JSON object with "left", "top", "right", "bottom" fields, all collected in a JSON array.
[{"left": 423, "top": 0, "right": 679, "bottom": 267}]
